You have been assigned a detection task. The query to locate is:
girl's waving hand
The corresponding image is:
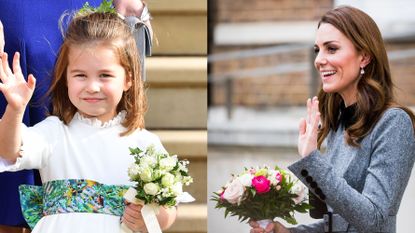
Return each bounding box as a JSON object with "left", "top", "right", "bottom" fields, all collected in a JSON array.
[{"left": 0, "top": 52, "right": 36, "bottom": 113}]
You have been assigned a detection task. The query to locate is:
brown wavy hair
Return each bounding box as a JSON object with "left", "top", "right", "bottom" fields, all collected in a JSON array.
[
  {"left": 47, "top": 12, "right": 147, "bottom": 136},
  {"left": 317, "top": 6, "right": 415, "bottom": 148}
]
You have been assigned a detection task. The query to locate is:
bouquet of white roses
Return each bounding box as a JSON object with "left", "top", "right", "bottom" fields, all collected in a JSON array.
[
  {"left": 211, "top": 165, "right": 310, "bottom": 227},
  {"left": 121, "top": 145, "right": 194, "bottom": 233}
]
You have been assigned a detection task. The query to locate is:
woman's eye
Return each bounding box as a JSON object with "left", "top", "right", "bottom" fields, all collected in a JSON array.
[
  {"left": 313, "top": 47, "right": 319, "bottom": 54},
  {"left": 327, "top": 46, "right": 338, "bottom": 53}
]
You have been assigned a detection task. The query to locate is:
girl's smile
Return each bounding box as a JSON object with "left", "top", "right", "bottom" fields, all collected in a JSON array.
[{"left": 66, "top": 43, "right": 131, "bottom": 123}]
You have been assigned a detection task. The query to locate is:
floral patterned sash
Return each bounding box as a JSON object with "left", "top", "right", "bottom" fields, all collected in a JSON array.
[{"left": 19, "top": 179, "right": 129, "bottom": 229}]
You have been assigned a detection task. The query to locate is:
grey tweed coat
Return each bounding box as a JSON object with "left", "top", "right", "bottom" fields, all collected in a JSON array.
[{"left": 288, "top": 108, "right": 415, "bottom": 233}]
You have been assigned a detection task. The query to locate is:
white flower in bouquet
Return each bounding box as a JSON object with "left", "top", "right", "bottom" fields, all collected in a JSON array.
[
  {"left": 237, "top": 173, "right": 253, "bottom": 187},
  {"left": 171, "top": 182, "right": 183, "bottom": 196},
  {"left": 139, "top": 166, "right": 153, "bottom": 182},
  {"left": 140, "top": 155, "right": 157, "bottom": 168},
  {"left": 267, "top": 170, "right": 282, "bottom": 186},
  {"left": 144, "top": 182, "right": 160, "bottom": 196},
  {"left": 161, "top": 173, "right": 175, "bottom": 187},
  {"left": 182, "top": 176, "right": 193, "bottom": 186},
  {"left": 291, "top": 182, "right": 307, "bottom": 204},
  {"left": 127, "top": 163, "right": 140, "bottom": 179},
  {"left": 159, "top": 156, "right": 178, "bottom": 172},
  {"left": 222, "top": 179, "right": 245, "bottom": 204}
]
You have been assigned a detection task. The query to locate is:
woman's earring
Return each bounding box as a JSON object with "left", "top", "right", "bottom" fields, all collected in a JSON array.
[{"left": 360, "top": 67, "right": 365, "bottom": 77}]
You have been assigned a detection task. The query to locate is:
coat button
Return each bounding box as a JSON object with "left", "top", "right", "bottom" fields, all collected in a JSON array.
[
  {"left": 310, "top": 181, "right": 317, "bottom": 188},
  {"left": 306, "top": 176, "right": 313, "bottom": 183},
  {"left": 301, "top": 169, "right": 308, "bottom": 177},
  {"left": 319, "top": 193, "right": 326, "bottom": 200},
  {"left": 315, "top": 187, "right": 323, "bottom": 195}
]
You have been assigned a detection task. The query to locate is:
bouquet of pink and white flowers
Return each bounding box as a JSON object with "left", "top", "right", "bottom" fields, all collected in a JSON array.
[{"left": 211, "top": 166, "right": 310, "bottom": 226}]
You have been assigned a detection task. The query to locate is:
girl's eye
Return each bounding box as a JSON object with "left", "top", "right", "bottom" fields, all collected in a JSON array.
[
  {"left": 74, "top": 74, "right": 86, "bottom": 79},
  {"left": 99, "top": 73, "right": 113, "bottom": 78}
]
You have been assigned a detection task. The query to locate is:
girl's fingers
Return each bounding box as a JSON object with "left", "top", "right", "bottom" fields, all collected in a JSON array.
[
  {"left": 12, "top": 52, "right": 23, "bottom": 79},
  {"left": 27, "top": 74, "right": 36, "bottom": 91},
  {"left": 0, "top": 55, "right": 8, "bottom": 82},
  {"left": 2, "top": 52, "right": 12, "bottom": 77}
]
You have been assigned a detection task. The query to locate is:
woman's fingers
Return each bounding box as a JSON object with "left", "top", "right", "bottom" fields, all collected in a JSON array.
[
  {"left": 306, "top": 98, "right": 311, "bottom": 123},
  {"left": 298, "top": 118, "right": 306, "bottom": 136}
]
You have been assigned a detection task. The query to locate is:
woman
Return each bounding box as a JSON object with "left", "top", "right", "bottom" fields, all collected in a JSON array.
[
  {"left": 250, "top": 5, "right": 415, "bottom": 233},
  {"left": 0, "top": 1, "right": 151, "bottom": 232}
]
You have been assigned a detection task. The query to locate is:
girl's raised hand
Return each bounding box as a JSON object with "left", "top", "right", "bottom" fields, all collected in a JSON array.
[
  {"left": 298, "top": 96, "right": 320, "bottom": 157},
  {"left": 0, "top": 52, "right": 36, "bottom": 114}
]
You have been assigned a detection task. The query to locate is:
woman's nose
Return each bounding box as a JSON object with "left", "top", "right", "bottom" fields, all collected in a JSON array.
[{"left": 314, "top": 51, "right": 327, "bottom": 68}]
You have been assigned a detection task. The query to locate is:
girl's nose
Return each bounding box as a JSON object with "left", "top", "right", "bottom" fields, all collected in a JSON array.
[{"left": 86, "top": 79, "right": 101, "bottom": 93}]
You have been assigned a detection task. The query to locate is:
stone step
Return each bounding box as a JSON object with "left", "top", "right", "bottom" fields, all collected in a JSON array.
[
  {"left": 145, "top": 57, "right": 207, "bottom": 129},
  {"left": 148, "top": 0, "right": 207, "bottom": 55},
  {"left": 153, "top": 130, "right": 207, "bottom": 204},
  {"left": 166, "top": 204, "right": 207, "bottom": 233}
]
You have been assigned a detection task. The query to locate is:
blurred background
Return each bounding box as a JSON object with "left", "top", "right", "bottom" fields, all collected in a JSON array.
[
  {"left": 208, "top": 0, "right": 415, "bottom": 232},
  {"left": 144, "top": 1, "right": 207, "bottom": 233}
]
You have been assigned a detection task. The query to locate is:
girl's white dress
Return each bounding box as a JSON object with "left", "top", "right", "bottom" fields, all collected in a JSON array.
[{"left": 0, "top": 111, "right": 166, "bottom": 233}]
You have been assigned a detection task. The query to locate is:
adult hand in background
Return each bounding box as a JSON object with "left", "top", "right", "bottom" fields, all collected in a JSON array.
[
  {"left": 113, "top": 0, "right": 153, "bottom": 39},
  {"left": 113, "top": 0, "right": 145, "bottom": 17},
  {"left": 298, "top": 96, "right": 320, "bottom": 158}
]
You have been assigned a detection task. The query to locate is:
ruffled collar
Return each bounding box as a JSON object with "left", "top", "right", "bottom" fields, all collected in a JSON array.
[
  {"left": 73, "top": 111, "right": 126, "bottom": 128},
  {"left": 339, "top": 103, "right": 357, "bottom": 129}
]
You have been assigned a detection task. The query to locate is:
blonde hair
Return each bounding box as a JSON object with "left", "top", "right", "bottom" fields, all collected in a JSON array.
[{"left": 48, "top": 12, "right": 147, "bottom": 136}]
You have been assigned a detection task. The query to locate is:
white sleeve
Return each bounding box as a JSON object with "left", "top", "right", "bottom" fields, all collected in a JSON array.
[{"left": 0, "top": 118, "right": 56, "bottom": 172}]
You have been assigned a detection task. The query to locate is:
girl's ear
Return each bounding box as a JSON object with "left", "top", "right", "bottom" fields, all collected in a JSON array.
[
  {"left": 360, "top": 52, "right": 371, "bottom": 68},
  {"left": 124, "top": 73, "right": 133, "bottom": 91}
]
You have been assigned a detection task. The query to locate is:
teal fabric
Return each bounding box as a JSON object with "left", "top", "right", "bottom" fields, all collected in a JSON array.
[{"left": 19, "top": 179, "right": 129, "bottom": 229}]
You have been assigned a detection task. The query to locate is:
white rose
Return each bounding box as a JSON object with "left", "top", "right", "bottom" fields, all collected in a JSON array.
[
  {"left": 292, "top": 183, "right": 306, "bottom": 204},
  {"left": 267, "top": 170, "right": 278, "bottom": 185},
  {"left": 171, "top": 182, "right": 183, "bottom": 195},
  {"left": 223, "top": 179, "right": 245, "bottom": 204},
  {"left": 237, "top": 173, "right": 253, "bottom": 187},
  {"left": 143, "top": 183, "right": 160, "bottom": 196},
  {"left": 160, "top": 156, "right": 177, "bottom": 172},
  {"left": 140, "top": 155, "right": 157, "bottom": 168},
  {"left": 127, "top": 163, "right": 140, "bottom": 179},
  {"left": 161, "top": 173, "right": 175, "bottom": 187},
  {"left": 139, "top": 167, "right": 153, "bottom": 182}
]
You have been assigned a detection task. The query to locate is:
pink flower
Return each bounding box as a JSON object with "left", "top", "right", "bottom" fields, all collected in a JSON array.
[
  {"left": 223, "top": 179, "right": 245, "bottom": 204},
  {"left": 251, "top": 175, "right": 271, "bottom": 194},
  {"left": 219, "top": 190, "right": 225, "bottom": 201},
  {"left": 275, "top": 171, "right": 282, "bottom": 183}
]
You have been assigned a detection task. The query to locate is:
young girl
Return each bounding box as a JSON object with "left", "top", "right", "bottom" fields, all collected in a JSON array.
[{"left": 0, "top": 12, "right": 176, "bottom": 233}]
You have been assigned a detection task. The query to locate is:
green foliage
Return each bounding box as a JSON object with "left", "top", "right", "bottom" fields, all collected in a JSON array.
[{"left": 78, "top": 0, "right": 116, "bottom": 16}]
